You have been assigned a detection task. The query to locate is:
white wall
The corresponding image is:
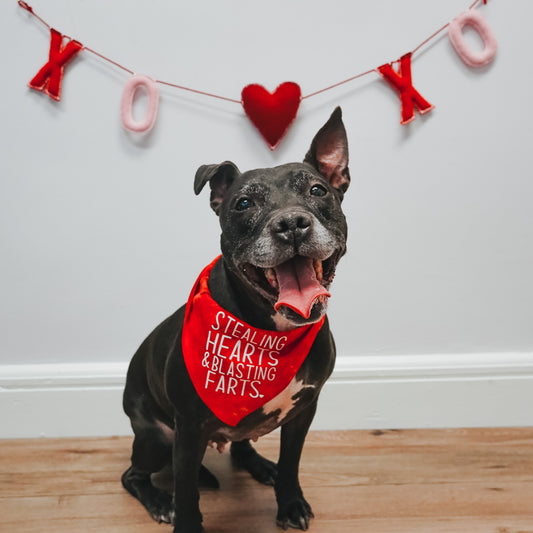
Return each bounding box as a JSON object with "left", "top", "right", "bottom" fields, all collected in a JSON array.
[{"left": 1, "top": 0, "right": 532, "bottom": 437}]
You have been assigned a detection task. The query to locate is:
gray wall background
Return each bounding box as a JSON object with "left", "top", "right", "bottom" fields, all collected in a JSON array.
[{"left": 1, "top": 0, "right": 531, "bottom": 368}]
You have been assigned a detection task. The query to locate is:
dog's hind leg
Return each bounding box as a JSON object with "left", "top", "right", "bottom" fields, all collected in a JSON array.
[
  {"left": 122, "top": 465, "right": 175, "bottom": 524},
  {"left": 230, "top": 439, "right": 278, "bottom": 486},
  {"left": 122, "top": 425, "right": 176, "bottom": 524}
]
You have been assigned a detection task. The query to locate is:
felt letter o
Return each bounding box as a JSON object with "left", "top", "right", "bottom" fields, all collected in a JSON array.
[
  {"left": 449, "top": 10, "right": 497, "bottom": 68},
  {"left": 121, "top": 74, "right": 159, "bottom": 132}
]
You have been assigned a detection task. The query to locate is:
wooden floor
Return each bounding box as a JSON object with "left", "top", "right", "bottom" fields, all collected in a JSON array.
[{"left": 0, "top": 428, "right": 532, "bottom": 532}]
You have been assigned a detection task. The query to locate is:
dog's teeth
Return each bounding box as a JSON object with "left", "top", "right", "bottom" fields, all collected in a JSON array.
[
  {"left": 265, "top": 268, "right": 278, "bottom": 289},
  {"left": 313, "top": 260, "right": 323, "bottom": 282}
]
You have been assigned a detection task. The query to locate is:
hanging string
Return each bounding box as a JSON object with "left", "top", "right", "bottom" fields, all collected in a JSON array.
[
  {"left": 84, "top": 46, "right": 134, "bottom": 76},
  {"left": 18, "top": 0, "right": 487, "bottom": 104},
  {"left": 155, "top": 80, "right": 242, "bottom": 104},
  {"left": 18, "top": 1, "right": 50, "bottom": 30},
  {"left": 412, "top": 0, "right": 483, "bottom": 55},
  {"left": 301, "top": 69, "right": 377, "bottom": 100}
]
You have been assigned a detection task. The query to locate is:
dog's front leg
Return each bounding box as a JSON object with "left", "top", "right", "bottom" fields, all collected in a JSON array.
[
  {"left": 172, "top": 418, "right": 207, "bottom": 533},
  {"left": 275, "top": 401, "right": 317, "bottom": 531}
]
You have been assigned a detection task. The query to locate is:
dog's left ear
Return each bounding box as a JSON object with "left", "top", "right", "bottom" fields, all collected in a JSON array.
[
  {"left": 194, "top": 161, "right": 241, "bottom": 215},
  {"left": 304, "top": 107, "right": 350, "bottom": 197}
]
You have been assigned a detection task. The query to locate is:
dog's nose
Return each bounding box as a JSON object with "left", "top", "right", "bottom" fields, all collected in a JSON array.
[{"left": 270, "top": 211, "right": 313, "bottom": 244}]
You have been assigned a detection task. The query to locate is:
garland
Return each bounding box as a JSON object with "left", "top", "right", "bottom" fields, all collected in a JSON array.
[{"left": 19, "top": 0, "right": 497, "bottom": 150}]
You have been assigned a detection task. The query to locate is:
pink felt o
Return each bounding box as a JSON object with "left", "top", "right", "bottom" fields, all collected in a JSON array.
[
  {"left": 121, "top": 74, "right": 159, "bottom": 133},
  {"left": 449, "top": 10, "right": 497, "bottom": 68}
]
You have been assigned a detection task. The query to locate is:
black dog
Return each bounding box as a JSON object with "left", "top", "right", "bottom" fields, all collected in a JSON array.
[{"left": 122, "top": 107, "right": 351, "bottom": 533}]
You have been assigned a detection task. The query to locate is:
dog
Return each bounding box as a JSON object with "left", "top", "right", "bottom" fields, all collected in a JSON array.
[{"left": 122, "top": 107, "right": 351, "bottom": 533}]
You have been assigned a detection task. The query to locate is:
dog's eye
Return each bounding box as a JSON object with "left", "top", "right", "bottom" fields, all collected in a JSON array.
[
  {"left": 310, "top": 184, "right": 327, "bottom": 197},
  {"left": 235, "top": 197, "right": 254, "bottom": 211}
]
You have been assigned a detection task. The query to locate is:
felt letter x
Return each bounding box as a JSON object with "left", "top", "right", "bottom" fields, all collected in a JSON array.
[
  {"left": 378, "top": 53, "right": 434, "bottom": 125},
  {"left": 29, "top": 28, "right": 83, "bottom": 101}
]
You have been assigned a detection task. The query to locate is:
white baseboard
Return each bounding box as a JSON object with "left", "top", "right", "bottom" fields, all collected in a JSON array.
[{"left": 1, "top": 353, "right": 532, "bottom": 438}]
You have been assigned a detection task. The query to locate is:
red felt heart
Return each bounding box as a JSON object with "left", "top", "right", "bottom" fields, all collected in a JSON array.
[{"left": 241, "top": 82, "right": 302, "bottom": 150}]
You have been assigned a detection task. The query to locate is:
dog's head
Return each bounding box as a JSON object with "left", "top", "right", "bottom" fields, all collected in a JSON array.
[{"left": 194, "top": 107, "right": 350, "bottom": 327}]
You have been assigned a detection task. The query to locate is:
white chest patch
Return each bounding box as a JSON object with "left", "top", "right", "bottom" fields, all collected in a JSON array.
[{"left": 261, "top": 378, "right": 315, "bottom": 423}]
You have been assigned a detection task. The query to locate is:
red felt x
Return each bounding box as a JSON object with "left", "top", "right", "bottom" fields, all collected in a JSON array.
[
  {"left": 378, "top": 53, "right": 434, "bottom": 125},
  {"left": 29, "top": 28, "right": 83, "bottom": 101}
]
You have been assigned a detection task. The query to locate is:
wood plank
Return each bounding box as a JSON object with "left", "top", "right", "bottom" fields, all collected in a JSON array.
[{"left": 0, "top": 429, "right": 532, "bottom": 532}]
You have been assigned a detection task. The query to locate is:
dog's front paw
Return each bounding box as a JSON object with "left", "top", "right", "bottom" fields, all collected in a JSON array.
[{"left": 276, "top": 497, "right": 314, "bottom": 531}]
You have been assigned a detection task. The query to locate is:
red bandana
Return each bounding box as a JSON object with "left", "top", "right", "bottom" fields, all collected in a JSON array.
[{"left": 182, "top": 257, "right": 325, "bottom": 426}]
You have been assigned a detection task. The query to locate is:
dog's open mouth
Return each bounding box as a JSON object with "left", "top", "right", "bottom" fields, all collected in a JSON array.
[{"left": 242, "top": 254, "right": 338, "bottom": 319}]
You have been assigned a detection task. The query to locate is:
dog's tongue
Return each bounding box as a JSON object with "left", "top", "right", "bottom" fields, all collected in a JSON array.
[{"left": 273, "top": 256, "right": 331, "bottom": 319}]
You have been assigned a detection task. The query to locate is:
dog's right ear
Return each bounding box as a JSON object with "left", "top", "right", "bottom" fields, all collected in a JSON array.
[{"left": 194, "top": 161, "right": 240, "bottom": 215}]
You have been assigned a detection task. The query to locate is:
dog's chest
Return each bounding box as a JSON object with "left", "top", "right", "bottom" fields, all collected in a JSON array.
[
  {"left": 261, "top": 376, "right": 315, "bottom": 422},
  {"left": 211, "top": 376, "right": 316, "bottom": 447}
]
